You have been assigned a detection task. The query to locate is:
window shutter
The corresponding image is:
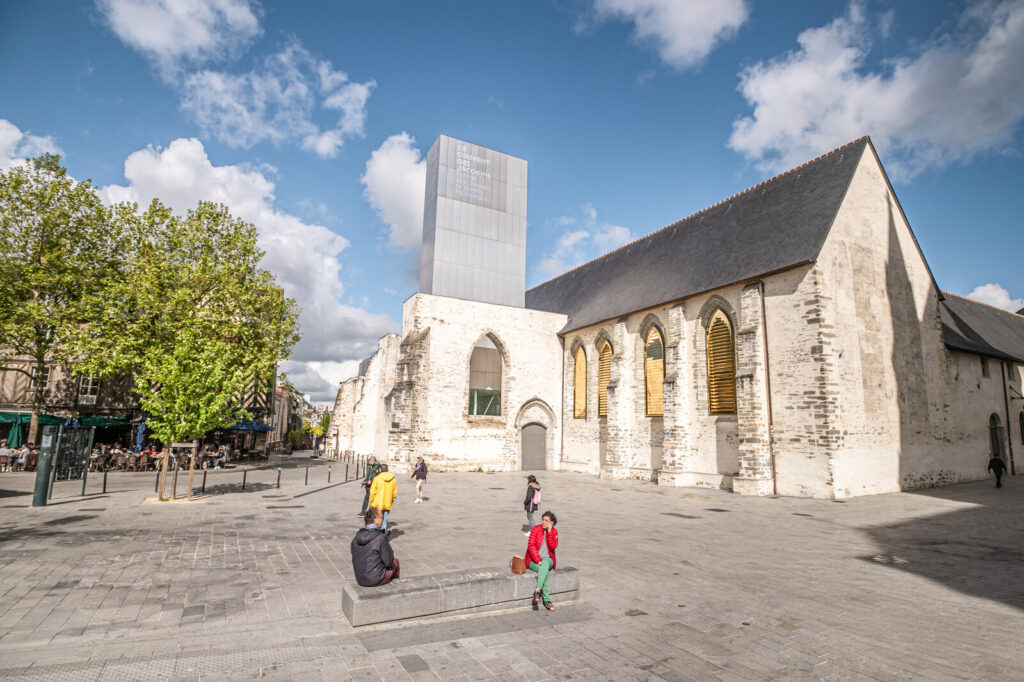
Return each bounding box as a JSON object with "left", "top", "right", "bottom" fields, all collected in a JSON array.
[
  {"left": 598, "top": 341, "right": 612, "bottom": 417},
  {"left": 645, "top": 328, "right": 664, "bottom": 416},
  {"left": 573, "top": 347, "right": 587, "bottom": 418},
  {"left": 707, "top": 316, "right": 736, "bottom": 414}
]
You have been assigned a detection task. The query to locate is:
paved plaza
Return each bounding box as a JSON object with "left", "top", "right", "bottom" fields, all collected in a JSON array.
[{"left": 0, "top": 452, "right": 1022, "bottom": 681}]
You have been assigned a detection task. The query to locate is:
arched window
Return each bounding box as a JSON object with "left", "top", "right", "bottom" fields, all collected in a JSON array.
[
  {"left": 469, "top": 336, "right": 502, "bottom": 415},
  {"left": 989, "top": 413, "right": 1005, "bottom": 458},
  {"left": 644, "top": 327, "right": 664, "bottom": 416},
  {"left": 573, "top": 346, "right": 587, "bottom": 418},
  {"left": 706, "top": 310, "right": 736, "bottom": 414},
  {"left": 598, "top": 340, "right": 612, "bottom": 417}
]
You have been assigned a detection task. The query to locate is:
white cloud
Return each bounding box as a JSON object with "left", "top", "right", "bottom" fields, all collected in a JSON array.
[
  {"left": 535, "top": 203, "right": 635, "bottom": 279},
  {"left": 966, "top": 283, "right": 1024, "bottom": 312},
  {"left": 594, "top": 223, "right": 633, "bottom": 251},
  {"left": 280, "top": 359, "right": 361, "bottom": 403},
  {"left": 181, "top": 42, "right": 375, "bottom": 157},
  {"left": 96, "top": 0, "right": 261, "bottom": 77},
  {"left": 361, "top": 133, "right": 427, "bottom": 250},
  {"left": 729, "top": 0, "right": 1024, "bottom": 181},
  {"left": 588, "top": 0, "right": 748, "bottom": 70},
  {"left": 537, "top": 229, "right": 591, "bottom": 278},
  {"left": 0, "top": 120, "right": 62, "bottom": 170},
  {"left": 100, "top": 137, "right": 396, "bottom": 398}
]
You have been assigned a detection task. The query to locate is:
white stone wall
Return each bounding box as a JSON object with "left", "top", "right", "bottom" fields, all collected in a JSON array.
[
  {"left": 387, "top": 293, "right": 566, "bottom": 472},
  {"left": 815, "top": 146, "right": 1021, "bottom": 495},
  {"left": 328, "top": 334, "right": 399, "bottom": 459}
]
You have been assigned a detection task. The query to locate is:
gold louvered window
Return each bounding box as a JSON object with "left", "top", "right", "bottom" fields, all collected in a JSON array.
[
  {"left": 644, "top": 327, "right": 664, "bottom": 416},
  {"left": 598, "top": 340, "right": 612, "bottom": 417},
  {"left": 706, "top": 311, "right": 736, "bottom": 414},
  {"left": 573, "top": 346, "right": 587, "bottom": 418}
]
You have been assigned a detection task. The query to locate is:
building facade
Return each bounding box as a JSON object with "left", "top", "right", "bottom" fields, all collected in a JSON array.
[{"left": 329, "top": 135, "right": 1024, "bottom": 498}]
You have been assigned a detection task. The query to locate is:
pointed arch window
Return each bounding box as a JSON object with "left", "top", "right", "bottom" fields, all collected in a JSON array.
[
  {"left": 469, "top": 336, "right": 502, "bottom": 415},
  {"left": 989, "top": 413, "right": 1005, "bottom": 458},
  {"left": 598, "top": 340, "right": 612, "bottom": 417},
  {"left": 644, "top": 327, "right": 664, "bottom": 416},
  {"left": 573, "top": 346, "right": 587, "bottom": 418},
  {"left": 706, "top": 310, "right": 736, "bottom": 414}
]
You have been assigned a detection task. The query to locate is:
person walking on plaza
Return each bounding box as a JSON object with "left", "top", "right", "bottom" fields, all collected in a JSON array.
[
  {"left": 411, "top": 455, "right": 427, "bottom": 503},
  {"left": 369, "top": 463, "right": 397, "bottom": 532},
  {"left": 525, "top": 511, "right": 559, "bottom": 612},
  {"left": 523, "top": 475, "right": 542, "bottom": 534},
  {"left": 358, "top": 455, "right": 381, "bottom": 517},
  {"left": 351, "top": 507, "right": 400, "bottom": 586},
  {"left": 988, "top": 454, "right": 1008, "bottom": 488}
]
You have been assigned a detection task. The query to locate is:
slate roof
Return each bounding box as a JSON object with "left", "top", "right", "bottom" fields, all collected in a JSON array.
[
  {"left": 939, "top": 293, "right": 1024, "bottom": 363},
  {"left": 525, "top": 137, "right": 872, "bottom": 334}
]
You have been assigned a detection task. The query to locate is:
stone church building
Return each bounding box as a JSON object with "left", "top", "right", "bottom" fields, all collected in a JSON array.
[{"left": 329, "top": 135, "right": 1023, "bottom": 499}]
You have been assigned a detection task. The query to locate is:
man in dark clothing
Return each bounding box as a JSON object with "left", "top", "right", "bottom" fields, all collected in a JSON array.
[
  {"left": 351, "top": 507, "right": 400, "bottom": 586},
  {"left": 988, "top": 455, "right": 1007, "bottom": 488},
  {"left": 358, "top": 456, "right": 381, "bottom": 517}
]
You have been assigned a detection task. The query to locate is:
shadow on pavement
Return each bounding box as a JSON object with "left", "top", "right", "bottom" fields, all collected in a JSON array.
[
  {"left": 861, "top": 481, "right": 1024, "bottom": 610},
  {"left": 200, "top": 481, "right": 277, "bottom": 496}
]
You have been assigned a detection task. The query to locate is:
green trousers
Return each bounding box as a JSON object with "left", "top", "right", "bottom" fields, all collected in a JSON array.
[{"left": 528, "top": 558, "right": 553, "bottom": 601}]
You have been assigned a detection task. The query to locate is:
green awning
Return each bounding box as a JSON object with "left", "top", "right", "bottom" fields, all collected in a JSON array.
[
  {"left": 79, "top": 415, "right": 128, "bottom": 427},
  {"left": 0, "top": 412, "right": 65, "bottom": 425}
]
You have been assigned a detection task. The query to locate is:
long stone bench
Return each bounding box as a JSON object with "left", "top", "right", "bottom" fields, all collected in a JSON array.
[{"left": 342, "top": 565, "right": 579, "bottom": 626}]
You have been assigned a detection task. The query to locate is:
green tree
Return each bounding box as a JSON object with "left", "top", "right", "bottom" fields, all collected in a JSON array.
[
  {"left": 319, "top": 408, "right": 331, "bottom": 434},
  {"left": 76, "top": 200, "right": 300, "bottom": 446},
  {"left": 0, "top": 155, "right": 128, "bottom": 442}
]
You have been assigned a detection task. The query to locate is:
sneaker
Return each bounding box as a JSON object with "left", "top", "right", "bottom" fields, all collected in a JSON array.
[{"left": 355, "top": 512, "right": 364, "bottom": 517}]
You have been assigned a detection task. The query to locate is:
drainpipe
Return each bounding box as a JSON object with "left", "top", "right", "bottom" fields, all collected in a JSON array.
[
  {"left": 558, "top": 335, "right": 565, "bottom": 473},
  {"left": 759, "top": 281, "right": 777, "bottom": 495},
  {"left": 1001, "top": 360, "right": 1015, "bottom": 475}
]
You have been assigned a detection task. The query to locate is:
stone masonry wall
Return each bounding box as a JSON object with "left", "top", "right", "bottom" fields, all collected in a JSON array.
[
  {"left": 387, "top": 293, "right": 566, "bottom": 472},
  {"left": 349, "top": 334, "right": 400, "bottom": 459}
]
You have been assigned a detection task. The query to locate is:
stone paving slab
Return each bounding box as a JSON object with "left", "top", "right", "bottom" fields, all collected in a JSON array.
[{"left": 1, "top": 452, "right": 1023, "bottom": 680}]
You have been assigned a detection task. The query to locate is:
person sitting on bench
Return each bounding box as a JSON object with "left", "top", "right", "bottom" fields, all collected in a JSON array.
[{"left": 351, "top": 506, "right": 400, "bottom": 586}]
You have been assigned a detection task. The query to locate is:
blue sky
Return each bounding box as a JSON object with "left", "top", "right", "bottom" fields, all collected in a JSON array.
[{"left": 2, "top": 0, "right": 1022, "bottom": 403}]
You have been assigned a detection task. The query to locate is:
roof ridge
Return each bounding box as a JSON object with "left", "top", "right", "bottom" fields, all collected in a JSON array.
[
  {"left": 942, "top": 290, "right": 1024, "bottom": 319},
  {"left": 527, "top": 136, "right": 870, "bottom": 293}
]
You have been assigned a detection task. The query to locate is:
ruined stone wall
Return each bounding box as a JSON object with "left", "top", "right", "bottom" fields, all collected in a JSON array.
[
  {"left": 350, "top": 334, "right": 401, "bottom": 459},
  {"left": 387, "top": 293, "right": 566, "bottom": 472},
  {"left": 328, "top": 378, "right": 360, "bottom": 457}
]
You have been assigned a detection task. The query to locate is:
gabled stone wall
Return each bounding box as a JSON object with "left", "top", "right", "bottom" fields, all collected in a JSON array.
[{"left": 386, "top": 293, "right": 566, "bottom": 472}]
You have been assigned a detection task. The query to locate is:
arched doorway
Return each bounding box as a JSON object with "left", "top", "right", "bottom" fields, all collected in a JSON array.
[{"left": 521, "top": 424, "right": 547, "bottom": 470}]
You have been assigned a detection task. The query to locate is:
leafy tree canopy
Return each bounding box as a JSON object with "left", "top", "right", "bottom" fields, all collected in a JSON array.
[
  {"left": 0, "top": 155, "right": 129, "bottom": 440},
  {"left": 75, "top": 200, "right": 300, "bottom": 444}
]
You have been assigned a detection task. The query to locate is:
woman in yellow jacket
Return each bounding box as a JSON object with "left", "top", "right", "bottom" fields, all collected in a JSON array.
[{"left": 368, "top": 464, "right": 398, "bottom": 531}]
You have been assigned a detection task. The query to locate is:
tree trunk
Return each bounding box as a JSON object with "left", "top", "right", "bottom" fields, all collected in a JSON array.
[{"left": 28, "top": 357, "right": 45, "bottom": 444}]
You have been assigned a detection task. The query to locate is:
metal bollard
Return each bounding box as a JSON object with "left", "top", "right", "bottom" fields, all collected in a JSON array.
[
  {"left": 328, "top": 465, "right": 331, "bottom": 484},
  {"left": 201, "top": 470, "right": 207, "bottom": 493},
  {"left": 80, "top": 460, "right": 89, "bottom": 497},
  {"left": 242, "top": 470, "right": 247, "bottom": 491},
  {"left": 102, "top": 470, "right": 108, "bottom": 494},
  {"left": 276, "top": 468, "right": 281, "bottom": 488},
  {"left": 345, "top": 463, "right": 349, "bottom": 481},
  {"left": 305, "top": 465, "right": 309, "bottom": 485},
  {"left": 155, "top": 471, "right": 160, "bottom": 493}
]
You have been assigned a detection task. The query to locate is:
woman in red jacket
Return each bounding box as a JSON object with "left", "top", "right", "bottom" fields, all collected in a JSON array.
[{"left": 525, "top": 511, "right": 558, "bottom": 611}]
